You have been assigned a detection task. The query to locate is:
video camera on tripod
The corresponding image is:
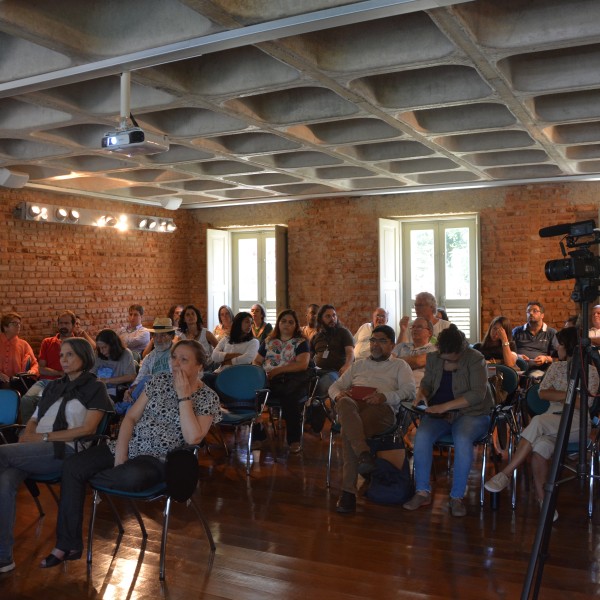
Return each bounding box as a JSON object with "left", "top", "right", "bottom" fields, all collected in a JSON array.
[{"left": 541, "top": 220, "right": 600, "bottom": 300}]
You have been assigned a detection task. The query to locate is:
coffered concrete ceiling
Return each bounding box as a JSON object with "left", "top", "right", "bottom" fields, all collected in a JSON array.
[{"left": 2, "top": 0, "right": 600, "bottom": 209}]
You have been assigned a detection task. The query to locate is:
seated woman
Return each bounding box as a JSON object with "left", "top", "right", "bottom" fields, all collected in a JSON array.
[
  {"left": 253, "top": 309, "right": 311, "bottom": 454},
  {"left": 204, "top": 312, "right": 260, "bottom": 389},
  {"left": 178, "top": 305, "right": 218, "bottom": 367},
  {"left": 213, "top": 305, "right": 234, "bottom": 341},
  {"left": 250, "top": 303, "right": 273, "bottom": 343},
  {"left": 403, "top": 325, "right": 493, "bottom": 517},
  {"left": 40, "top": 340, "right": 221, "bottom": 568},
  {"left": 473, "top": 316, "right": 517, "bottom": 368},
  {"left": 0, "top": 338, "right": 113, "bottom": 573},
  {"left": 92, "top": 329, "right": 137, "bottom": 399},
  {"left": 484, "top": 327, "right": 598, "bottom": 520}
]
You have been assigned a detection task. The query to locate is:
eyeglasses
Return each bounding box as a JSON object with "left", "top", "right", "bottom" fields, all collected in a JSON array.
[
  {"left": 8, "top": 321, "right": 21, "bottom": 327},
  {"left": 411, "top": 325, "right": 428, "bottom": 330},
  {"left": 369, "top": 337, "right": 390, "bottom": 344}
]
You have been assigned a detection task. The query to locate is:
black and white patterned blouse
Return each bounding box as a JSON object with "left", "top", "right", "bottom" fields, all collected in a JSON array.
[{"left": 110, "top": 371, "right": 222, "bottom": 460}]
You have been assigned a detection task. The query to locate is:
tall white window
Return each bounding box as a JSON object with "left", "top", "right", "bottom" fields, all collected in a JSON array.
[
  {"left": 232, "top": 231, "right": 277, "bottom": 323},
  {"left": 400, "top": 217, "right": 479, "bottom": 341}
]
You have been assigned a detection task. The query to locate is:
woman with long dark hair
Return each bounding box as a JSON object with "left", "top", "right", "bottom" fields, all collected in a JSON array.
[
  {"left": 178, "top": 305, "right": 218, "bottom": 363},
  {"left": 92, "top": 329, "right": 137, "bottom": 398},
  {"left": 253, "top": 309, "right": 311, "bottom": 453},
  {"left": 0, "top": 338, "right": 113, "bottom": 572},
  {"left": 474, "top": 316, "right": 517, "bottom": 367},
  {"left": 211, "top": 312, "right": 260, "bottom": 373}
]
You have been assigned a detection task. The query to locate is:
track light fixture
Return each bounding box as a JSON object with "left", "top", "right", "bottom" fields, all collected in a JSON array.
[{"left": 14, "top": 202, "right": 176, "bottom": 233}]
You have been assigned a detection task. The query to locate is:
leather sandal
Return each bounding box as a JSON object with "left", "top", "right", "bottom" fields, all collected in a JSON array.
[{"left": 40, "top": 549, "right": 82, "bottom": 569}]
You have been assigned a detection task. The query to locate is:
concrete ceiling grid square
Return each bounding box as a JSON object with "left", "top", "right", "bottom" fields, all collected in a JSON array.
[{"left": 1, "top": 0, "right": 600, "bottom": 209}]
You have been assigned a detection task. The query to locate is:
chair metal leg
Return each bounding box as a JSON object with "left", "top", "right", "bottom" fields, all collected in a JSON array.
[
  {"left": 87, "top": 490, "right": 100, "bottom": 564},
  {"left": 480, "top": 442, "right": 488, "bottom": 506},
  {"left": 159, "top": 497, "right": 172, "bottom": 581},
  {"left": 246, "top": 421, "right": 253, "bottom": 476},
  {"left": 589, "top": 443, "right": 598, "bottom": 518},
  {"left": 47, "top": 483, "right": 60, "bottom": 506},
  {"left": 189, "top": 496, "right": 216, "bottom": 552},
  {"left": 105, "top": 494, "right": 126, "bottom": 535},
  {"left": 326, "top": 427, "right": 334, "bottom": 488},
  {"left": 128, "top": 499, "right": 148, "bottom": 539}
]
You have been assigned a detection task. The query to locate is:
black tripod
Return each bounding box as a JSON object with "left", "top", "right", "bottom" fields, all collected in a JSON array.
[{"left": 522, "top": 290, "right": 600, "bottom": 598}]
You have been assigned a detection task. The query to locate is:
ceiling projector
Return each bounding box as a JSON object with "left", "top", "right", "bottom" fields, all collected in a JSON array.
[{"left": 101, "top": 127, "right": 169, "bottom": 156}]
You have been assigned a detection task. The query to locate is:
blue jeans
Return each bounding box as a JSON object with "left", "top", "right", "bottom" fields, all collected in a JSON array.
[
  {"left": 316, "top": 369, "right": 339, "bottom": 399},
  {"left": 0, "top": 441, "right": 74, "bottom": 562},
  {"left": 413, "top": 413, "right": 490, "bottom": 499}
]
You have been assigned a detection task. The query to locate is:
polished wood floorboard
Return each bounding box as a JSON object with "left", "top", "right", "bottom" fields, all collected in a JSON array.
[{"left": 2, "top": 428, "right": 600, "bottom": 599}]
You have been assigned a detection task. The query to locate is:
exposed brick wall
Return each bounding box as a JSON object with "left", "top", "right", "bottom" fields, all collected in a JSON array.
[
  {"left": 1, "top": 188, "right": 207, "bottom": 352},
  {"left": 199, "top": 182, "right": 600, "bottom": 338},
  {"left": 3, "top": 182, "right": 600, "bottom": 354}
]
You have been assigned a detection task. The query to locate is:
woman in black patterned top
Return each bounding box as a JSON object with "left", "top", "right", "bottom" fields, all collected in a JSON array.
[{"left": 40, "top": 340, "right": 221, "bottom": 568}]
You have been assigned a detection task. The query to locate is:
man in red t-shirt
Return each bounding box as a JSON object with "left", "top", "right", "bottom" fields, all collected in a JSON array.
[{"left": 19, "top": 311, "right": 75, "bottom": 423}]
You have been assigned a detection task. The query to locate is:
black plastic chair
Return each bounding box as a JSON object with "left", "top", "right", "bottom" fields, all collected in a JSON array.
[{"left": 87, "top": 445, "right": 215, "bottom": 581}]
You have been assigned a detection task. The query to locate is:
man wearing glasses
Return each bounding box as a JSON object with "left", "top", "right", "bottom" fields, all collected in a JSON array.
[
  {"left": 0, "top": 312, "right": 38, "bottom": 388},
  {"left": 392, "top": 317, "right": 436, "bottom": 388},
  {"left": 512, "top": 301, "right": 556, "bottom": 372},
  {"left": 329, "top": 325, "right": 415, "bottom": 514},
  {"left": 397, "top": 291, "right": 450, "bottom": 345}
]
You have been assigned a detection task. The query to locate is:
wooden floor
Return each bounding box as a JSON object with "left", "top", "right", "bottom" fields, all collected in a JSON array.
[{"left": 2, "top": 426, "right": 600, "bottom": 600}]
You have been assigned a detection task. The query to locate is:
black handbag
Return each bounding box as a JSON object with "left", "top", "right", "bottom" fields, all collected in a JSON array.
[{"left": 165, "top": 447, "right": 199, "bottom": 503}]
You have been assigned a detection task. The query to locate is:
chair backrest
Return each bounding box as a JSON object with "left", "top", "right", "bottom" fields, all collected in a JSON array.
[
  {"left": 215, "top": 365, "right": 267, "bottom": 410},
  {"left": 526, "top": 383, "right": 550, "bottom": 416},
  {"left": 0, "top": 388, "right": 19, "bottom": 425},
  {"left": 495, "top": 364, "right": 519, "bottom": 395}
]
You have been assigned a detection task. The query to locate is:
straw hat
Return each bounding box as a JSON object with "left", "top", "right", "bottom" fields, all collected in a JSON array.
[{"left": 147, "top": 317, "right": 177, "bottom": 333}]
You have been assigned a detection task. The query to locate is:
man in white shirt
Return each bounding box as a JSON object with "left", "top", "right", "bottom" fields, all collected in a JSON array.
[
  {"left": 329, "top": 325, "right": 415, "bottom": 514},
  {"left": 353, "top": 307, "right": 388, "bottom": 360},
  {"left": 118, "top": 304, "right": 150, "bottom": 357}
]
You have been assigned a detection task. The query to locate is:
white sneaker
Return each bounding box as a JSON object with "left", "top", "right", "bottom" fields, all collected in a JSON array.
[{"left": 484, "top": 472, "right": 510, "bottom": 493}]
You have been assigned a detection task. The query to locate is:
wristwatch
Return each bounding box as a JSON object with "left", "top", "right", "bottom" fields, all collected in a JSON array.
[
  {"left": 502, "top": 342, "right": 510, "bottom": 346},
  {"left": 42, "top": 433, "right": 49, "bottom": 442}
]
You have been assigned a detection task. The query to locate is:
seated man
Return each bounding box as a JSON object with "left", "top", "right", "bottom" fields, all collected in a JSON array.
[
  {"left": 19, "top": 311, "right": 75, "bottom": 423},
  {"left": 398, "top": 291, "right": 450, "bottom": 345},
  {"left": 329, "top": 325, "right": 416, "bottom": 514},
  {"left": 119, "top": 318, "right": 176, "bottom": 412},
  {"left": 0, "top": 312, "right": 39, "bottom": 391},
  {"left": 118, "top": 304, "right": 150, "bottom": 358},
  {"left": 300, "top": 304, "right": 319, "bottom": 342},
  {"left": 353, "top": 307, "right": 389, "bottom": 360},
  {"left": 392, "top": 317, "right": 436, "bottom": 388},
  {"left": 512, "top": 301, "right": 556, "bottom": 373},
  {"left": 311, "top": 305, "right": 354, "bottom": 396}
]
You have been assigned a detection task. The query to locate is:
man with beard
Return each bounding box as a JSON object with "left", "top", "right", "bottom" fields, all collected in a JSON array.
[
  {"left": 19, "top": 311, "right": 76, "bottom": 423},
  {"left": 329, "top": 325, "right": 415, "bottom": 513},
  {"left": 311, "top": 304, "right": 355, "bottom": 400},
  {"left": 512, "top": 301, "right": 556, "bottom": 372},
  {"left": 119, "top": 317, "right": 177, "bottom": 411}
]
